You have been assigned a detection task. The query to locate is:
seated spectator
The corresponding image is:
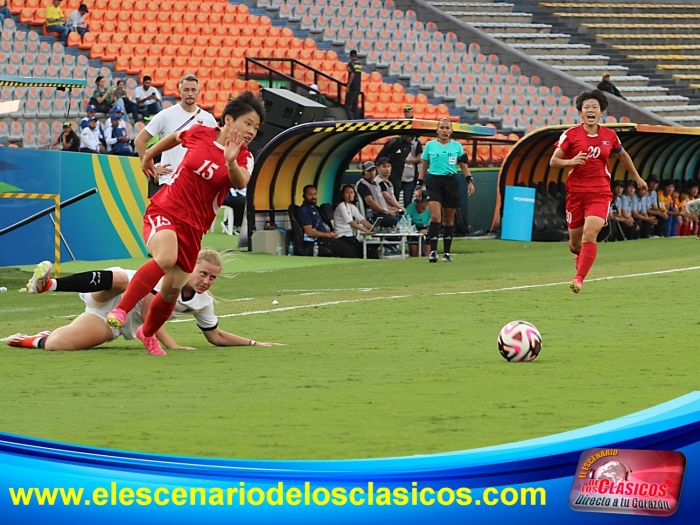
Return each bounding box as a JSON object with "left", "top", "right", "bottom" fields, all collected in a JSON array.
[
  {"left": 105, "top": 114, "right": 132, "bottom": 156},
  {"left": 375, "top": 135, "right": 413, "bottom": 200},
  {"left": 111, "top": 79, "right": 139, "bottom": 123},
  {"left": 89, "top": 75, "right": 116, "bottom": 115},
  {"left": 610, "top": 180, "right": 634, "bottom": 240},
  {"left": 80, "top": 104, "right": 98, "bottom": 128},
  {"left": 0, "top": 1, "right": 12, "bottom": 25},
  {"left": 376, "top": 157, "right": 406, "bottom": 214},
  {"left": 296, "top": 185, "right": 356, "bottom": 258},
  {"left": 307, "top": 84, "right": 327, "bottom": 105},
  {"left": 51, "top": 122, "right": 79, "bottom": 152},
  {"left": 66, "top": 3, "right": 89, "bottom": 37},
  {"left": 333, "top": 185, "right": 373, "bottom": 258},
  {"left": 134, "top": 76, "right": 163, "bottom": 120},
  {"left": 222, "top": 187, "right": 246, "bottom": 235},
  {"left": 619, "top": 181, "right": 640, "bottom": 239},
  {"left": 45, "top": 0, "right": 70, "bottom": 45},
  {"left": 405, "top": 197, "right": 431, "bottom": 256},
  {"left": 630, "top": 185, "right": 657, "bottom": 238},
  {"left": 645, "top": 176, "right": 666, "bottom": 237},
  {"left": 659, "top": 181, "right": 679, "bottom": 237},
  {"left": 104, "top": 107, "right": 126, "bottom": 131},
  {"left": 79, "top": 117, "right": 102, "bottom": 153},
  {"left": 597, "top": 73, "right": 624, "bottom": 100},
  {"left": 355, "top": 161, "right": 400, "bottom": 228},
  {"left": 677, "top": 189, "right": 697, "bottom": 236}
]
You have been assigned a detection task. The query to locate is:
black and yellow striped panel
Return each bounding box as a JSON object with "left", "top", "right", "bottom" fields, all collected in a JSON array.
[{"left": 0, "top": 76, "right": 87, "bottom": 88}]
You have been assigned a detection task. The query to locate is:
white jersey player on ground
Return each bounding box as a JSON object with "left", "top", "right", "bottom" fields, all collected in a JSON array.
[
  {"left": 134, "top": 74, "right": 218, "bottom": 189},
  {"left": 5, "top": 250, "right": 283, "bottom": 354}
]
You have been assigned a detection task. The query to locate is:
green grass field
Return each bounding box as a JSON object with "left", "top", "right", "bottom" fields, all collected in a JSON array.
[{"left": 1, "top": 234, "right": 699, "bottom": 460}]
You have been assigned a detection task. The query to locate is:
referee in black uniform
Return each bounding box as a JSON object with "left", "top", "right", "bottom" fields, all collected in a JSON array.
[{"left": 416, "top": 118, "right": 475, "bottom": 263}]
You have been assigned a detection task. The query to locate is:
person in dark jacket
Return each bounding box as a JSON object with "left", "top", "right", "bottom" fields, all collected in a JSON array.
[{"left": 597, "top": 73, "right": 624, "bottom": 100}]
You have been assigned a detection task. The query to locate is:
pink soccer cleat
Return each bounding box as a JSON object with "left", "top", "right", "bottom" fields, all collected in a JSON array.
[
  {"left": 5, "top": 331, "right": 52, "bottom": 349},
  {"left": 569, "top": 276, "right": 583, "bottom": 294},
  {"left": 573, "top": 254, "right": 579, "bottom": 272},
  {"left": 27, "top": 261, "right": 53, "bottom": 294},
  {"left": 106, "top": 308, "right": 127, "bottom": 329},
  {"left": 136, "top": 326, "right": 167, "bottom": 356}
]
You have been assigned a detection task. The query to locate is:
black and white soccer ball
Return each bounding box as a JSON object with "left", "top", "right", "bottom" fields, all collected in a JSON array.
[{"left": 497, "top": 321, "right": 542, "bottom": 362}]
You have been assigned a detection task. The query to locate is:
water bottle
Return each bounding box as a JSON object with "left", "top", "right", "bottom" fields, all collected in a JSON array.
[
  {"left": 275, "top": 242, "right": 282, "bottom": 256},
  {"left": 287, "top": 241, "right": 294, "bottom": 256},
  {"left": 0, "top": 287, "right": 6, "bottom": 292},
  {"left": 313, "top": 242, "right": 319, "bottom": 257}
]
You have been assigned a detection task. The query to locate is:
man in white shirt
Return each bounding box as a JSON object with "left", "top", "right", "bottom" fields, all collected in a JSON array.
[
  {"left": 79, "top": 117, "right": 102, "bottom": 153},
  {"left": 66, "top": 3, "right": 89, "bottom": 38},
  {"left": 133, "top": 75, "right": 163, "bottom": 120},
  {"left": 103, "top": 107, "right": 126, "bottom": 131},
  {"left": 134, "top": 74, "right": 218, "bottom": 197}
]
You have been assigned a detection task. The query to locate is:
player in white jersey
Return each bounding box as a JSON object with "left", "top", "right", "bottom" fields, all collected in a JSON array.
[
  {"left": 133, "top": 74, "right": 218, "bottom": 196},
  {"left": 5, "top": 250, "right": 283, "bottom": 354}
]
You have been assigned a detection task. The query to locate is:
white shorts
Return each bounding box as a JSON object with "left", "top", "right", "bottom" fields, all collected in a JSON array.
[{"left": 78, "top": 268, "right": 142, "bottom": 340}]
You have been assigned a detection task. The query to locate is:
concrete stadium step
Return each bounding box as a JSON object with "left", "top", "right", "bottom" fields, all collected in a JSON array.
[
  {"left": 489, "top": 33, "right": 571, "bottom": 44},
  {"left": 668, "top": 115, "right": 700, "bottom": 125},
  {"left": 554, "top": 65, "right": 629, "bottom": 76},
  {"left": 530, "top": 54, "right": 611, "bottom": 66},
  {"left": 468, "top": 22, "right": 551, "bottom": 33},
  {"left": 539, "top": 3, "right": 700, "bottom": 14},
  {"left": 557, "top": 13, "right": 700, "bottom": 25},
  {"left": 645, "top": 104, "right": 700, "bottom": 117},
  {"left": 510, "top": 43, "right": 590, "bottom": 55},
  {"left": 613, "top": 45, "right": 700, "bottom": 55},
  {"left": 624, "top": 95, "right": 689, "bottom": 107},
  {"left": 444, "top": 12, "right": 534, "bottom": 24},
  {"left": 594, "top": 34, "right": 700, "bottom": 46},
  {"left": 617, "top": 85, "right": 670, "bottom": 96},
  {"left": 627, "top": 55, "right": 700, "bottom": 66},
  {"left": 583, "top": 24, "right": 700, "bottom": 35},
  {"left": 429, "top": 2, "right": 515, "bottom": 13}
]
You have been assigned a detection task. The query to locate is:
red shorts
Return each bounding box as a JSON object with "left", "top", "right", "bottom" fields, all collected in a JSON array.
[
  {"left": 142, "top": 204, "right": 203, "bottom": 273},
  {"left": 565, "top": 192, "right": 611, "bottom": 229}
]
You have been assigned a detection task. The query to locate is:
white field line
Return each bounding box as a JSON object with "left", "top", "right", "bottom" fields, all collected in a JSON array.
[{"left": 169, "top": 265, "right": 700, "bottom": 324}]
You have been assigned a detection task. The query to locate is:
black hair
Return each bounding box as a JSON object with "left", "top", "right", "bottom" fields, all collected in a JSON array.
[
  {"left": 116, "top": 79, "right": 125, "bottom": 87},
  {"left": 143, "top": 75, "right": 152, "bottom": 83},
  {"left": 575, "top": 90, "right": 609, "bottom": 113},
  {"left": 96, "top": 75, "right": 104, "bottom": 84},
  {"left": 219, "top": 90, "right": 266, "bottom": 127},
  {"left": 611, "top": 180, "right": 624, "bottom": 188},
  {"left": 302, "top": 184, "right": 316, "bottom": 196},
  {"left": 341, "top": 184, "right": 355, "bottom": 194}
]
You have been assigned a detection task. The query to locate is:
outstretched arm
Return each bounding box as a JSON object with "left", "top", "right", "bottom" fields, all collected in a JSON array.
[
  {"left": 202, "top": 327, "right": 285, "bottom": 347},
  {"left": 615, "top": 149, "right": 647, "bottom": 190}
]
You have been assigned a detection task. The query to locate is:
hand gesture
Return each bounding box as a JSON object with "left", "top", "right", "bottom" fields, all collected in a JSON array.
[
  {"left": 154, "top": 163, "right": 172, "bottom": 177},
  {"left": 570, "top": 151, "right": 588, "bottom": 166},
  {"left": 224, "top": 129, "right": 246, "bottom": 165},
  {"left": 141, "top": 156, "right": 157, "bottom": 180},
  {"left": 636, "top": 178, "right": 648, "bottom": 192}
]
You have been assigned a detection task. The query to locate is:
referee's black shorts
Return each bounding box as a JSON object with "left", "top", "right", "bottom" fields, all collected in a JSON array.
[{"left": 424, "top": 175, "right": 461, "bottom": 208}]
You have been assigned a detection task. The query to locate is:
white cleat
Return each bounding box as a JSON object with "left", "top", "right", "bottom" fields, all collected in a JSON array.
[{"left": 27, "top": 261, "right": 52, "bottom": 294}]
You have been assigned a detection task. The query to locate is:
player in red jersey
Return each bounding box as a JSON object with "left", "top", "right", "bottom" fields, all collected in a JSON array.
[
  {"left": 550, "top": 90, "right": 646, "bottom": 293},
  {"left": 105, "top": 91, "right": 265, "bottom": 355}
]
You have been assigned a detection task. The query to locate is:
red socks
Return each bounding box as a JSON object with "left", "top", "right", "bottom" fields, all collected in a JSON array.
[
  {"left": 576, "top": 242, "right": 598, "bottom": 280},
  {"left": 142, "top": 293, "right": 178, "bottom": 338},
  {"left": 115, "top": 259, "right": 165, "bottom": 314}
]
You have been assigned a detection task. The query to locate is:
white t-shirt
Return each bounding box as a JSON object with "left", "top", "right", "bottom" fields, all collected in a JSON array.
[
  {"left": 134, "top": 85, "right": 162, "bottom": 105},
  {"left": 66, "top": 11, "right": 86, "bottom": 29},
  {"left": 79, "top": 126, "right": 101, "bottom": 151},
  {"left": 333, "top": 201, "right": 365, "bottom": 238},
  {"left": 151, "top": 280, "right": 218, "bottom": 331},
  {"left": 144, "top": 104, "right": 218, "bottom": 184}
]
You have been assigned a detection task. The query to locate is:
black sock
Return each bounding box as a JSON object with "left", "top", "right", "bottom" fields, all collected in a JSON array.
[
  {"left": 37, "top": 337, "right": 47, "bottom": 349},
  {"left": 428, "top": 222, "right": 440, "bottom": 252},
  {"left": 55, "top": 270, "right": 114, "bottom": 293},
  {"left": 443, "top": 225, "right": 454, "bottom": 254}
]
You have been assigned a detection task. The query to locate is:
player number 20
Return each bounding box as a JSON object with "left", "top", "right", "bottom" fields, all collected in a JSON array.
[
  {"left": 194, "top": 159, "right": 220, "bottom": 180},
  {"left": 587, "top": 146, "right": 601, "bottom": 159}
]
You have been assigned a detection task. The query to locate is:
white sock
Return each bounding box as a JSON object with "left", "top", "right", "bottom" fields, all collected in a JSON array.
[{"left": 47, "top": 279, "right": 57, "bottom": 292}]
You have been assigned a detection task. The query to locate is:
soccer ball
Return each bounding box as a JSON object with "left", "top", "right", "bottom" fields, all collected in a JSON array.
[{"left": 497, "top": 321, "right": 542, "bottom": 362}]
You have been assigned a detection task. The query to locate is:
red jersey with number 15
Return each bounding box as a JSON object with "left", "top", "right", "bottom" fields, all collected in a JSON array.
[
  {"left": 555, "top": 124, "right": 622, "bottom": 195},
  {"left": 150, "top": 125, "right": 254, "bottom": 233}
]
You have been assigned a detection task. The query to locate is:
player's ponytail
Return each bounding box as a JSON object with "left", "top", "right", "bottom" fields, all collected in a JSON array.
[{"left": 219, "top": 90, "right": 266, "bottom": 127}]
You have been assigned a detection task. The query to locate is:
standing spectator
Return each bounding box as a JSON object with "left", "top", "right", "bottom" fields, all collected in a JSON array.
[
  {"left": 45, "top": 0, "right": 70, "bottom": 45},
  {"left": 66, "top": 3, "right": 89, "bottom": 38},
  {"left": 89, "top": 75, "right": 115, "bottom": 115},
  {"left": 597, "top": 73, "right": 624, "bottom": 100},
  {"left": 111, "top": 79, "right": 138, "bottom": 122},
  {"left": 343, "top": 50, "right": 362, "bottom": 120},
  {"left": 134, "top": 76, "right": 163, "bottom": 120},
  {"left": 134, "top": 74, "right": 217, "bottom": 197},
  {"left": 0, "top": 1, "right": 12, "bottom": 24},
  {"left": 297, "top": 185, "right": 356, "bottom": 258},
  {"left": 375, "top": 134, "right": 413, "bottom": 200},
  {"left": 405, "top": 197, "right": 431, "bottom": 257},
  {"left": 355, "top": 161, "right": 400, "bottom": 228},
  {"left": 105, "top": 114, "right": 132, "bottom": 156},
  {"left": 401, "top": 106, "right": 423, "bottom": 207},
  {"left": 51, "top": 122, "right": 79, "bottom": 152},
  {"left": 333, "top": 185, "right": 373, "bottom": 258},
  {"left": 645, "top": 175, "right": 666, "bottom": 236},
  {"left": 375, "top": 157, "right": 406, "bottom": 214},
  {"left": 630, "top": 184, "right": 657, "bottom": 238},
  {"left": 79, "top": 117, "right": 101, "bottom": 153}
]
